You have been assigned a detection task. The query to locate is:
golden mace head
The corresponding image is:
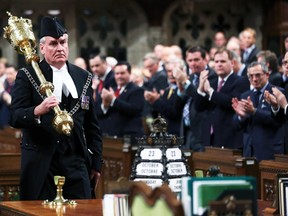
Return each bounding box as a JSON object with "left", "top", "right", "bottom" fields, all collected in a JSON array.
[{"left": 3, "top": 12, "right": 39, "bottom": 63}]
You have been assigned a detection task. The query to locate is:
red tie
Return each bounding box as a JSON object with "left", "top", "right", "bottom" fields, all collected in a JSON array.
[
  {"left": 98, "top": 80, "right": 103, "bottom": 93},
  {"left": 217, "top": 79, "right": 225, "bottom": 92},
  {"left": 114, "top": 88, "right": 121, "bottom": 97}
]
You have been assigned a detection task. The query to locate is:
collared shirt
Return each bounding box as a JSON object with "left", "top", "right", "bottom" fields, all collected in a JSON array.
[
  {"left": 197, "top": 71, "right": 233, "bottom": 100},
  {"left": 51, "top": 65, "right": 78, "bottom": 101},
  {"left": 99, "top": 66, "right": 112, "bottom": 82},
  {"left": 243, "top": 44, "right": 256, "bottom": 61}
]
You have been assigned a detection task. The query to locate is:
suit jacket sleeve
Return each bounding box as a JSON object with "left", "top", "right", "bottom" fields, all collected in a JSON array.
[
  {"left": 112, "top": 86, "right": 144, "bottom": 117},
  {"left": 10, "top": 68, "right": 47, "bottom": 128}
]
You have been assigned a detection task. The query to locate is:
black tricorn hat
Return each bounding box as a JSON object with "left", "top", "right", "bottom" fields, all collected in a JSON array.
[{"left": 40, "top": 16, "right": 67, "bottom": 39}]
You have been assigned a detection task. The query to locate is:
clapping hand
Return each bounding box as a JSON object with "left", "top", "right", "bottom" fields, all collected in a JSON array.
[
  {"left": 264, "top": 87, "right": 287, "bottom": 110},
  {"left": 144, "top": 88, "right": 160, "bottom": 104},
  {"left": 101, "top": 88, "right": 115, "bottom": 108},
  {"left": 198, "top": 70, "right": 210, "bottom": 93},
  {"left": 232, "top": 96, "right": 255, "bottom": 117}
]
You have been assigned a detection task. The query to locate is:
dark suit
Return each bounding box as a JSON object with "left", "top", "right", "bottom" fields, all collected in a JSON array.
[
  {"left": 238, "top": 65, "right": 247, "bottom": 77},
  {"left": 242, "top": 46, "right": 259, "bottom": 65},
  {"left": 176, "top": 70, "right": 217, "bottom": 151},
  {"left": 0, "top": 81, "right": 13, "bottom": 128},
  {"left": 101, "top": 70, "right": 117, "bottom": 90},
  {"left": 143, "top": 70, "right": 168, "bottom": 92},
  {"left": 269, "top": 70, "right": 282, "bottom": 87},
  {"left": 143, "top": 70, "right": 169, "bottom": 118},
  {"left": 9, "top": 60, "right": 102, "bottom": 200},
  {"left": 94, "top": 70, "right": 117, "bottom": 135},
  {"left": 236, "top": 84, "right": 284, "bottom": 161},
  {"left": 0, "top": 101, "right": 10, "bottom": 129},
  {"left": 151, "top": 85, "right": 182, "bottom": 136},
  {"left": 273, "top": 83, "right": 288, "bottom": 154},
  {"left": 195, "top": 73, "right": 248, "bottom": 149},
  {"left": 99, "top": 82, "right": 145, "bottom": 140}
]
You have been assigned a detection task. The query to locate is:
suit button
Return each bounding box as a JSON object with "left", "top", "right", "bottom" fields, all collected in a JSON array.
[
  {"left": 24, "top": 116, "right": 27, "bottom": 119},
  {"left": 25, "top": 143, "right": 28, "bottom": 147},
  {"left": 57, "top": 140, "right": 60, "bottom": 144}
]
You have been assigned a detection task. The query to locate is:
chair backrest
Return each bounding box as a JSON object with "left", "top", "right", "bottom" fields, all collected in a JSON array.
[
  {"left": 195, "top": 170, "right": 204, "bottom": 177},
  {"left": 129, "top": 181, "right": 184, "bottom": 216},
  {"left": 106, "top": 176, "right": 132, "bottom": 194}
]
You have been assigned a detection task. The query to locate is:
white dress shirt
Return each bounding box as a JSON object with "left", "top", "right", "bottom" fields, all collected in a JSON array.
[{"left": 51, "top": 65, "right": 78, "bottom": 101}]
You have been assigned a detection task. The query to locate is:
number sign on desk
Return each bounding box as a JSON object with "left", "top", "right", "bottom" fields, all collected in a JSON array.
[
  {"left": 166, "top": 148, "right": 182, "bottom": 160},
  {"left": 136, "top": 162, "right": 164, "bottom": 176},
  {"left": 134, "top": 178, "right": 163, "bottom": 189},
  {"left": 167, "top": 162, "right": 187, "bottom": 176},
  {"left": 140, "top": 148, "right": 162, "bottom": 160},
  {"left": 169, "top": 178, "right": 182, "bottom": 192}
]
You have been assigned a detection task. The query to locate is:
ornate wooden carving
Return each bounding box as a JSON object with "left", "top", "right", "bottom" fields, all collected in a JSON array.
[{"left": 259, "top": 155, "right": 288, "bottom": 202}]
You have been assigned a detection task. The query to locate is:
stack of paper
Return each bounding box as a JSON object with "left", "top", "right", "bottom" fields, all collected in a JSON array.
[
  {"left": 102, "top": 194, "right": 129, "bottom": 216},
  {"left": 277, "top": 173, "right": 288, "bottom": 216}
]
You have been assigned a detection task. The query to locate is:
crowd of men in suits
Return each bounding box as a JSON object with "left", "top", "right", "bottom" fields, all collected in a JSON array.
[{"left": 85, "top": 27, "right": 288, "bottom": 162}]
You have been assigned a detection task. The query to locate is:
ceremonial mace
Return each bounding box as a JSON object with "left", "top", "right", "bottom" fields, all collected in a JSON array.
[{"left": 3, "top": 12, "right": 73, "bottom": 136}]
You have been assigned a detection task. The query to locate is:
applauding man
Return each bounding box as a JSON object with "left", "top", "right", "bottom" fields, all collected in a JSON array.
[{"left": 100, "top": 61, "right": 145, "bottom": 142}]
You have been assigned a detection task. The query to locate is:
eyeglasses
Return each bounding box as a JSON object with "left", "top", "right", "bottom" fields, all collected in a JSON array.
[
  {"left": 282, "top": 60, "right": 288, "bottom": 66},
  {"left": 247, "top": 73, "right": 265, "bottom": 79}
]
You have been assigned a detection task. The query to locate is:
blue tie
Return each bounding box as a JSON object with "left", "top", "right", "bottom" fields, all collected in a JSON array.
[
  {"left": 183, "top": 98, "right": 192, "bottom": 126},
  {"left": 193, "top": 75, "right": 199, "bottom": 87},
  {"left": 253, "top": 90, "right": 261, "bottom": 107}
]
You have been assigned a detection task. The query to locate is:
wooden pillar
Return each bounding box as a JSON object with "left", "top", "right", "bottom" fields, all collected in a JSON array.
[{"left": 262, "top": 0, "right": 288, "bottom": 57}]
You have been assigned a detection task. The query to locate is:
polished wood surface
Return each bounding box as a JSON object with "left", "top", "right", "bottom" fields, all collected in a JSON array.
[{"left": 0, "top": 199, "right": 102, "bottom": 216}]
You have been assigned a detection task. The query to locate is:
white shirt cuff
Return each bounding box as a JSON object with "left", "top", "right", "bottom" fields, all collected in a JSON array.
[
  {"left": 101, "top": 103, "right": 109, "bottom": 114},
  {"left": 197, "top": 89, "right": 206, "bottom": 97}
]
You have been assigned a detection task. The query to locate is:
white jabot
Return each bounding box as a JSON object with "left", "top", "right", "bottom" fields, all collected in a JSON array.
[{"left": 51, "top": 65, "right": 78, "bottom": 101}]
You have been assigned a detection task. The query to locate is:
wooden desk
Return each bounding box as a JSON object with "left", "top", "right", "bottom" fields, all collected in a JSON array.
[
  {"left": 0, "top": 199, "right": 102, "bottom": 216},
  {"left": 0, "top": 198, "right": 273, "bottom": 216}
]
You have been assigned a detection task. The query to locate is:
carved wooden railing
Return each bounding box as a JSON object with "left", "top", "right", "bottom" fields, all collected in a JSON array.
[
  {"left": 259, "top": 154, "right": 288, "bottom": 203},
  {"left": 188, "top": 147, "right": 260, "bottom": 198},
  {"left": 96, "top": 136, "right": 137, "bottom": 198}
]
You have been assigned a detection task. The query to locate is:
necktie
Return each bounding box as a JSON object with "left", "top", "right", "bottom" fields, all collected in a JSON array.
[
  {"left": 183, "top": 97, "right": 192, "bottom": 126},
  {"left": 243, "top": 50, "right": 249, "bottom": 62},
  {"left": 253, "top": 90, "right": 261, "bottom": 107},
  {"left": 193, "top": 75, "right": 199, "bottom": 87},
  {"left": 167, "top": 87, "right": 174, "bottom": 99},
  {"left": 217, "top": 79, "right": 225, "bottom": 92},
  {"left": 98, "top": 80, "right": 104, "bottom": 93},
  {"left": 114, "top": 88, "right": 121, "bottom": 97}
]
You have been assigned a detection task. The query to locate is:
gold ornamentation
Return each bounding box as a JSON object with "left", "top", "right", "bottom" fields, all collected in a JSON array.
[
  {"left": 43, "top": 176, "right": 76, "bottom": 206},
  {"left": 3, "top": 12, "right": 73, "bottom": 136}
]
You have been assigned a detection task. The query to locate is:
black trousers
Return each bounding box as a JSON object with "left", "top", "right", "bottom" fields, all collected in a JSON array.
[{"left": 38, "top": 152, "right": 91, "bottom": 201}]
